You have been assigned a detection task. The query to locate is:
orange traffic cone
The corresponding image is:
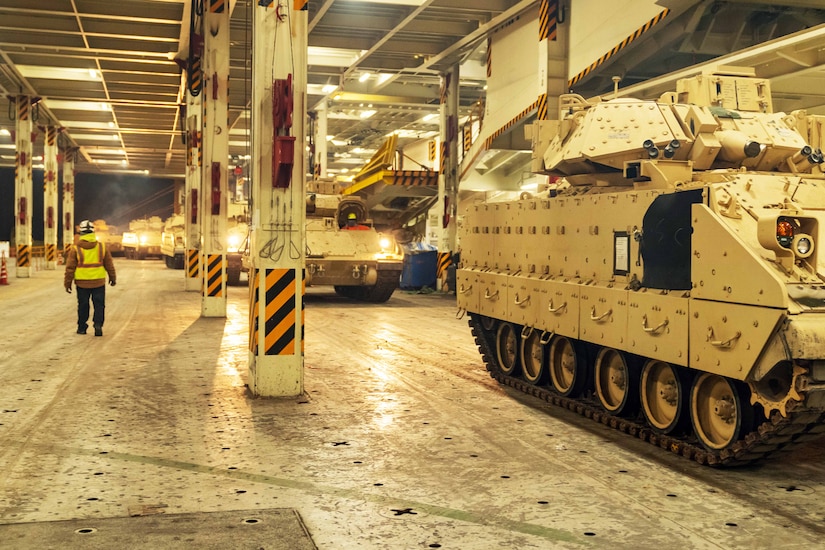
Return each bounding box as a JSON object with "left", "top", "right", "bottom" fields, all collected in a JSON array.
[{"left": 0, "top": 252, "right": 8, "bottom": 285}]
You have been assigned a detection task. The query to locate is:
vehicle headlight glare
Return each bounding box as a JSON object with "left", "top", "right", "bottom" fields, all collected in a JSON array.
[
  {"left": 379, "top": 237, "right": 391, "bottom": 250},
  {"left": 793, "top": 234, "right": 814, "bottom": 258}
]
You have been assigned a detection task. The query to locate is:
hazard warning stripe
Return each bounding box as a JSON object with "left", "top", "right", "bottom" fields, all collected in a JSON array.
[
  {"left": 539, "top": 0, "right": 558, "bottom": 41},
  {"left": 483, "top": 99, "right": 540, "bottom": 150},
  {"left": 205, "top": 253, "right": 223, "bottom": 297},
  {"left": 537, "top": 93, "right": 548, "bottom": 121},
  {"left": 294, "top": 0, "right": 308, "bottom": 10},
  {"left": 45, "top": 243, "right": 56, "bottom": 263},
  {"left": 436, "top": 252, "right": 452, "bottom": 281},
  {"left": 16, "top": 245, "right": 30, "bottom": 267},
  {"left": 390, "top": 170, "right": 439, "bottom": 186},
  {"left": 264, "top": 268, "right": 296, "bottom": 356},
  {"left": 209, "top": 0, "right": 224, "bottom": 12},
  {"left": 17, "top": 97, "right": 29, "bottom": 121},
  {"left": 440, "top": 141, "right": 448, "bottom": 173},
  {"left": 187, "top": 249, "right": 199, "bottom": 278},
  {"left": 249, "top": 268, "right": 260, "bottom": 353},
  {"left": 569, "top": 9, "right": 670, "bottom": 87}
]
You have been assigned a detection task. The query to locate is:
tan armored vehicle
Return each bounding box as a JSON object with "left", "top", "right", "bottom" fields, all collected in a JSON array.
[
  {"left": 458, "top": 67, "right": 825, "bottom": 465},
  {"left": 92, "top": 219, "right": 123, "bottom": 256},
  {"left": 160, "top": 214, "right": 185, "bottom": 269},
  {"left": 122, "top": 216, "right": 163, "bottom": 260},
  {"left": 306, "top": 180, "right": 403, "bottom": 302}
]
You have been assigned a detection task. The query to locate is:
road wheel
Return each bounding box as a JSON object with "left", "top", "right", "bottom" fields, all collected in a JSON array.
[
  {"left": 640, "top": 360, "right": 690, "bottom": 434},
  {"left": 594, "top": 348, "right": 638, "bottom": 416},
  {"left": 549, "top": 336, "right": 583, "bottom": 396},
  {"left": 690, "top": 373, "right": 754, "bottom": 451},
  {"left": 495, "top": 323, "right": 519, "bottom": 376}
]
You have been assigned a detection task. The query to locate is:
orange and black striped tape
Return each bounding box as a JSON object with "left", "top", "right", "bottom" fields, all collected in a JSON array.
[
  {"left": 539, "top": 0, "right": 558, "bottom": 41},
  {"left": 484, "top": 99, "right": 540, "bottom": 150},
  {"left": 392, "top": 170, "right": 439, "bottom": 186},
  {"left": 569, "top": 9, "right": 670, "bottom": 87},
  {"left": 264, "top": 268, "right": 296, "bottom": 356},
  {"left": 209, "top": 0, "right": 224, "bottom": 13},
  {"left": 16, "top": 245, "right": 30, "bottom": 267},
  {"left": 45, "top": 243, "right": 56, "bottom": 263},
  {"left": 437, "top": 252, "right": 452, "bottom": 280},
  {"left": 204, "top": 253, "right": 223, "bottom": 297},
  {"left": 187, "top": 249, "right": 199, "bottom": 278},
  {"left": 537, "top": 93, "right": 548, "bottom": 121},
  {"left": 17, "top": 97, "right": 28, "bottom": 121}
]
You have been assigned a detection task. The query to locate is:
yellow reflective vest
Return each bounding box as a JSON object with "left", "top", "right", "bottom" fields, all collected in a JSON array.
[{"left": 75, "top": 240, "right": 108, "bottom": 281}]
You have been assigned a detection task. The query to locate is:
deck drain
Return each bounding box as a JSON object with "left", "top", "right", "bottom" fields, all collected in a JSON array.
[
  {"left": 332, "top": 441, "right": 349, "bottom": 446},
  {"left": 75, "top": 528, "right": 97, "bottom": 534},
  {"left": 242, "top": 518, "right": 260, "bottom": 524},
  {"left": 390, "top": 508, "right": 417, "bottom": 516}
]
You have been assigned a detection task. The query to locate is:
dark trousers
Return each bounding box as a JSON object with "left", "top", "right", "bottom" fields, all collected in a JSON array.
[{"left": 77, "top": 286, "right": 105, "bottom": 330}]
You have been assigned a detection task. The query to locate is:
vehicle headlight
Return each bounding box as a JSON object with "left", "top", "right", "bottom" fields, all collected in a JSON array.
[
  {"left": 793, "top": 234, "right": 814, "bottom": 258},
  {"left": 139, "top": 235, "right": 147, "bottom": 244},
  {"left": 227, "top": 234, "right": 240, "bottom": 251},
  {"left": 379, "top": 237, "right": 391, "bottom": 250}
]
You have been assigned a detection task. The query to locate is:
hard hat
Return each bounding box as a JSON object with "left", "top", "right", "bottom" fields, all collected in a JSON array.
[
  {"left": 347, "top": 212, "right": 357, "bottom": 220},
  {"left": 78, "top": 220, "right": 95, "bottom": 234}
]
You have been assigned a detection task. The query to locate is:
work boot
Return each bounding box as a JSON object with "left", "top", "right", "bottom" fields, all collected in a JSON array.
[
  {"left": 77, "top": 327, "right": 87, "bottom": 335},
  {"left": 94, "top": 326, "right": 103, "bottom": 337}
]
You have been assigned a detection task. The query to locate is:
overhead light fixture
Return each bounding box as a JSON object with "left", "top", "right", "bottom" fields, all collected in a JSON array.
[
  {"left": 308, "top": 46, "right": 363, "bottom": 68},
  {"left": 61, "top": 121, "right": 117, "bottom": 130},
  {"left": 321, "top": 84, "right": 338, "bottom": 93},
  {"left": 421, "top": 113, "right": 438, "bottom": 123},
  {"left": 17, "top": 65, "right": 102, "bottom": 82},
  {"left": 359, "top": 72, "right": 371, "bottom": 83},
  {"left": 46, "top": 99, "right": 112, "bottom": 112},
  {"left": 70, "top": 133, "right": 120, "bottom": 141},
  {"left": 376, "top": 73, "right": 392, "bottom": 85},
  {"left": 0, "top": 129, "right": 10, "bottom": 136},
  {"left": 359, "top": 110, "right": 376, "bottom": 119}
]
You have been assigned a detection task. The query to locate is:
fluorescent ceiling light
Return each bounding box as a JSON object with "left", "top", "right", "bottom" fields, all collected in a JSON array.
[
  {"left": 83, "top": 148, "right": 126, "bottom": 155},
  {"left": 16, "top": 65, "right": 102, "bottom": 82},
  {"left": 321, "top": 84, "right": 338, "bottom": 93},
  {"left": 308, "top": 46, "right": 364, "bottom": 68},
  {"left": 91, "top": 158, "right": 126, "bottom": 165},
  {"left": 0, "top": 129, "right": 10, "bottom": 136},
  {"left": 421, "top": 113, "right": 438, "bottom": 122},
  {"left": 359, "top": 110, "right": 376, "bottom": 119},
  {"left": 70, "top": 133, "right": 120, "bottom": 141},
  {"left": 46, "top": 99, "right": 112, "bottom": 112},
  {"left": 61, "top": 121, "right": 117, "bottom": 130},
  {"left": 376, "top": 73, "right": 393, "bottom": 85},
  {"left": 99, "top": 169, "right": 149, "bottom": 175},
  {"left": 359, "top": 72, "right": 371, "bottom": 83}
]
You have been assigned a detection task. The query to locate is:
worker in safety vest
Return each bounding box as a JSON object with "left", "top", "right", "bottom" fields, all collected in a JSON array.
[
  {"left": 64, "top": 219, "right": 117, "bottom": 336},
  {"left": 343, "top": 212, "right": 369, "bottom": 230}
]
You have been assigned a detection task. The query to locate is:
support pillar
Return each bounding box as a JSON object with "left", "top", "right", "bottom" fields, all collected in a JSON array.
[
  {"left": 199, "top": 0, "right": 229, "bottom": 316},
  {"left": 436, "top": 64, "right": 460, "bottom": 289},
  {"left": 62, "top": 148, "right": 76, "bottom": 257},
  {"left": 185, "top": 90, "right": 203, "bottom": 292},
  {"left": 14, "top": 96, "right": 33, "bottom": 278},
  {"left": 247, "top": 0, "right": 307, "bottom": 397},
  {"left": 43, "top": 126, "right": 59, "bottom": 269}
]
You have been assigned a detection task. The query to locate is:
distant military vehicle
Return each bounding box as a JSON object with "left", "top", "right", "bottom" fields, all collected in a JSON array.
[
  {"left": 122, "top": 216, "right": 163, "bottom": 260},
  {"left": 306, "top": 182, "right": 403, "bottom": 302},
  {"left": 160, "top": 214, "right": 185, "bottom": 269},
  {"left": 458, "top": 67, "right": 825, "bottom": 466}
]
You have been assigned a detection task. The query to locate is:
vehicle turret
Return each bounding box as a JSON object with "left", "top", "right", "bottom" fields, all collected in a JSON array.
[{"left": 534, "top": 67, "right": 823, "bottom": 188}]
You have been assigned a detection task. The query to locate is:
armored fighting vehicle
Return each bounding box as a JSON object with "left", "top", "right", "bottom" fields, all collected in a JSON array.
[
  {"left": 306, "top": 180, "right": 403, "bottom": 302},
  {"left": 457, "top": 67, "right": 825, "bottom": 465},
  {"left": 160, "top": 214, "right": 185, "bottom": 269},
  {"left": 122, "top": 216, "right": 163, "bottom": 260}
]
